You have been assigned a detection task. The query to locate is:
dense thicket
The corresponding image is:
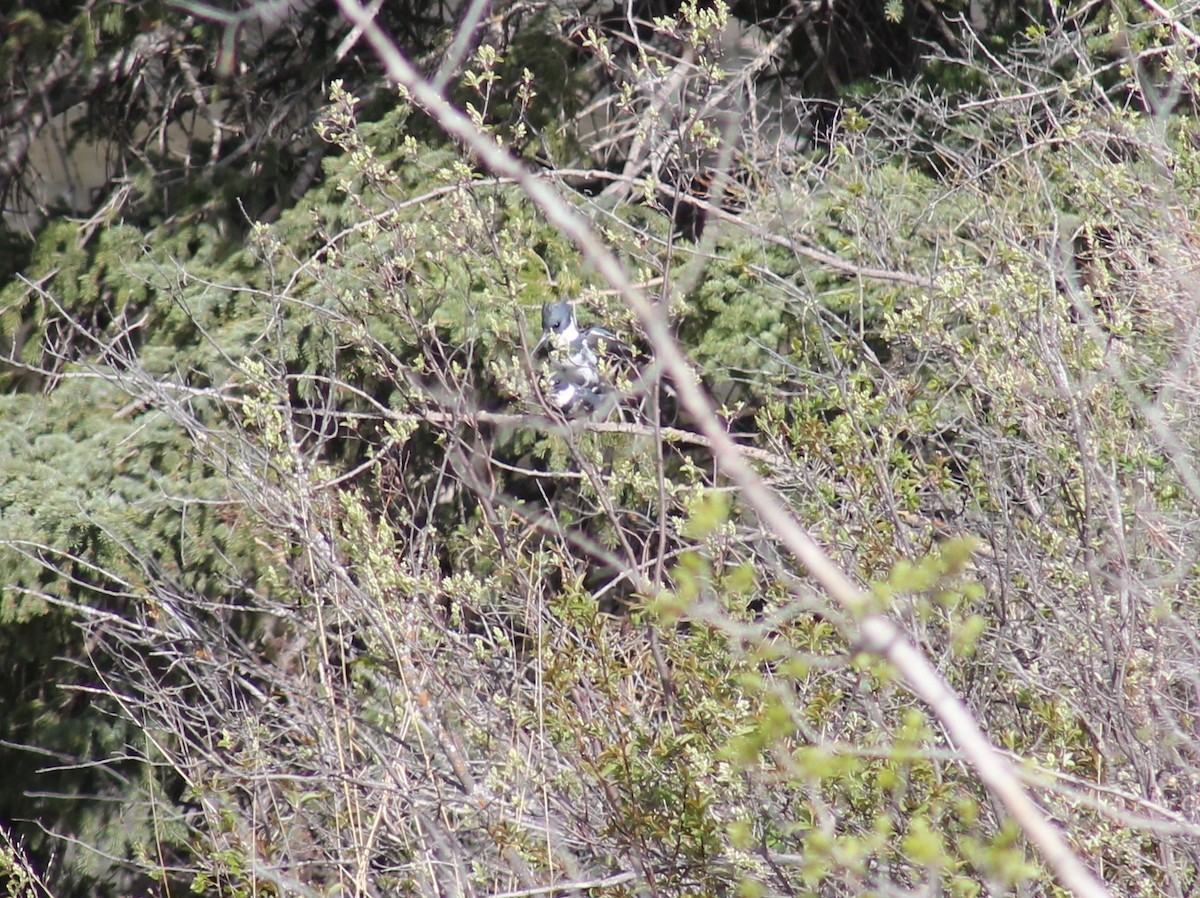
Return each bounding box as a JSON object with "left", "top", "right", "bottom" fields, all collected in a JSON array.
[{"left": 2, "top": 1, "right": 1200, "bottom": 897}]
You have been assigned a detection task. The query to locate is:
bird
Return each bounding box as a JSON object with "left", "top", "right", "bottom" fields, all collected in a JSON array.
[
  {"left": 533, "top": 300, "right": 684, "bottom": 425},
  {"left": 534, "top": 301, "right": 632, "bottom": 379},
  {"left": 546, "top": 365, "right": 614, "bottom": 418}
]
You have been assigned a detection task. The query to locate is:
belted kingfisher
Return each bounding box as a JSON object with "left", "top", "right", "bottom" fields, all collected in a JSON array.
[
  {"left": 534, "top": 301, "right": 631, "bottom": 377},
  {"left": 547, "top": 366, "right": 613, "bottom": 417}
]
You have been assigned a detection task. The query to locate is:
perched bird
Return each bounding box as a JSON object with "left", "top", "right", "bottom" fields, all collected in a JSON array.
[
  {"left": 547, "top": 366, "right": 614, "bottom": 418},
  {"left": 534, "top": 301, "right": 632, "bottom": 378}
]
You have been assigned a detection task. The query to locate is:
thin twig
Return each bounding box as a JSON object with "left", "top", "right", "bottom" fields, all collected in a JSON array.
[
  {"left": 389, "top": 406, "right": 797, "bottom": 470},
  {"left": 487, "top": 871, "right": 638, "bottom": 898}
]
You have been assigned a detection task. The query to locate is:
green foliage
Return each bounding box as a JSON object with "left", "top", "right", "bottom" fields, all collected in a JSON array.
[{"left": 4, "top": 1, "right": 1200, "bottom": 897}]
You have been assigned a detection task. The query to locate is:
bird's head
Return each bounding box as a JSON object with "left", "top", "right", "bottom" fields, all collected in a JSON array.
[{"left": 535, "top": 301, "right": 580, "bottom": 355}]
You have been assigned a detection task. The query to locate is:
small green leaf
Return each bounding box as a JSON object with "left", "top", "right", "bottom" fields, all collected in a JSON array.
[{"left": 684, "top": 489, "right": 731, "bottom": 538}]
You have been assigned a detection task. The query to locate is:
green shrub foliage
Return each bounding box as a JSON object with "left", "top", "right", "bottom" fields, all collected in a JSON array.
[{"left": 2, "top": 1, "right": 1200, "bottom": 897}]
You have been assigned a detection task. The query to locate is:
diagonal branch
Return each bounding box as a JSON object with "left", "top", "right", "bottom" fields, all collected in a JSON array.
[{"left": 327, "top": 3, "right": 1112, "bottom": 897}]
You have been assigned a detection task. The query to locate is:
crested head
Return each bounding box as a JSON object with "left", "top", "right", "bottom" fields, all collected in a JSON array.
[
  {"left": 541, "top": 301, "right": 575, "bottom": 335},
  {"left": 547, "top": 365, "right": 610, "bottom": 415},
  {"left": 547, "top": 367, "right": 582, "bottom": 410},
  {"left": 549, "top": 362, "right": 597, "bottom": 389}
]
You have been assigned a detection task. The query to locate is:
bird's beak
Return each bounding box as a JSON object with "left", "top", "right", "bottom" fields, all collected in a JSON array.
[{"left": 533, "top": 333, "right": 549, "bottom": 356}]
